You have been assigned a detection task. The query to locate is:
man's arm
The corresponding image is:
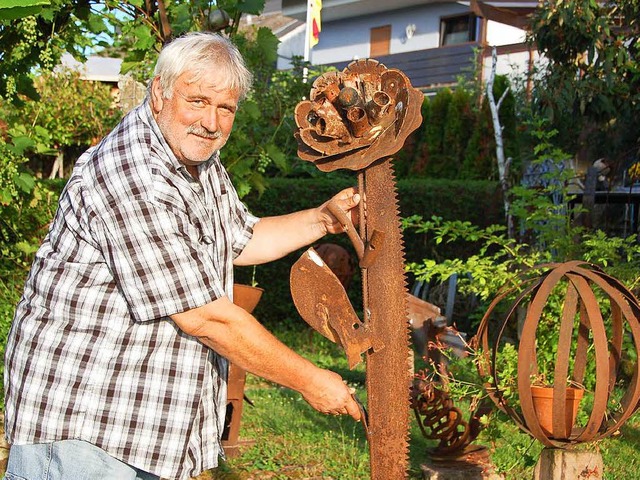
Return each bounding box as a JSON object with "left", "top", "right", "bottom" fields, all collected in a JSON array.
[
  {"left": 171, "top": 296, "right": 362, "bottom": 419},
  {"left": 234, "top": 187, "right": 360, "bottom": 266}
]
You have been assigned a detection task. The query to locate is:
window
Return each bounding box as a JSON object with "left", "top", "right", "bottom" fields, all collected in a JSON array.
[
  {"left": 440, "top": 14, "right": 479, "bottom": 46},
  {"left": 370, "top": 25, "right": 391, "bottom": 57}
]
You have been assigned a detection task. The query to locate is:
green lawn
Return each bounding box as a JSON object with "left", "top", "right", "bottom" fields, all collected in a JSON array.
[
  {"left": 209, "top": 328, "right": 640, "bottom": 480},
  {"left": 1, "top": 279, "right": 638, "bottom": 479}
]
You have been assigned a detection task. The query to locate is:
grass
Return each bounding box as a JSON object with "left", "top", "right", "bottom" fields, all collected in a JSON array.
[
  {"left": 207, "top": 329, "right": 370, "bottom": 480},
  {"left": 207, "top": 327, "right": 640, "bottom": 480},
  {"left": 1, "top": 271, "right": 639, "bottom": 479},
  {"left": 216, "top": 388, "right": 370, "bottom": 479}
]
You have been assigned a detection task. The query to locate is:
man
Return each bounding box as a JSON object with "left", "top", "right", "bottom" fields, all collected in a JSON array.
[{"left": 4, "top": 32, "right": 361, "bottom": 480}]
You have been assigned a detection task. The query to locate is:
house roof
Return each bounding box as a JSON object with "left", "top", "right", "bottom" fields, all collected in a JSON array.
[
  {"left": 469, "top": 0, "right": 537, "bottom": 29},
  {"left": 239, "top": 10, "right": 302, "bottom": 38},
  {"left": 283, "top": 0, "right": 537, "bottom": 26},
  {"left": 238, "top": 0, "right": 303, "bottom": 38},
  {"left": 282, "top": 0, "right": 457, "bottom": 22}
]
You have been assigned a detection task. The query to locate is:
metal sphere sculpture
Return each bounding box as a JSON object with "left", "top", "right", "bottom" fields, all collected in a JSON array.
[{"left": 474, "top": 261, "right": 640, "bottom": 448}]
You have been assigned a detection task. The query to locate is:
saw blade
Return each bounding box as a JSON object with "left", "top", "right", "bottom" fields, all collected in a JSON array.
[{"left": 362, "top": 158, "right": 412, "bottom": 479}]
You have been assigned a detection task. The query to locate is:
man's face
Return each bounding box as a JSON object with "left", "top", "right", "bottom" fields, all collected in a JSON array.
[{"left": 151, "top": 68, "right": 240, "bottom": 169}]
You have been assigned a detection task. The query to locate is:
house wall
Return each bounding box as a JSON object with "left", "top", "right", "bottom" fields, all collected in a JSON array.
[
  {"left": 277, "top": 24, "right": 306, "bottom": 70},
  {"left": 483, "top": 50, "right": 534, "bottom": 80},
  {"left": 308, "top": 3, "right": 470, "bottom": 65},
  {"left": 486, "top": 20, "right": 526, "bottom": 45},
  {"left": 482, "top": 20, "right": 534, "bottom": 82},
  {"left": 276, "top": 2, "right": 535, "bottom": 91},
  {"left": 482, "top": 20, "right": 540, "bottom": 81}
]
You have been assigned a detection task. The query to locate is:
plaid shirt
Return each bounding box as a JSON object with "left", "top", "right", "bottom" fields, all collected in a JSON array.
[{"left": 4, "top": 100, "right": 258, "bottom": 479}]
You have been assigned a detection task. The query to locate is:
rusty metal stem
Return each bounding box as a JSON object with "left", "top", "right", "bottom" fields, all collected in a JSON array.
[
  {"left": 363, "top": 159, "right": 411, "bottom": 478},
  {"left": 358, "top": 171, "right": 369, "bottom": 324},
  {"left": 326, "top": 202, "right": 364, "bottom": 259},
  {"left": 358, "top": 172, "right": 365, "bottom": 246}
]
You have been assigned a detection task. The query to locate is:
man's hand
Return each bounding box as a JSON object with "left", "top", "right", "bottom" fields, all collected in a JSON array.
[
  {"left": 319, "top": 187, "right": 360, "bottom": 235},
  {"left": 300, "top": 368, "right": 362, "bottom": 421},
  {"left": 234, "top": 187, "right": 360, "bottom": 266}
]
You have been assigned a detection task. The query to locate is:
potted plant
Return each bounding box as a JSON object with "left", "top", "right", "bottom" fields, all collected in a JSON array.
[
  {"left": 471, "top": 261, "right": 640, "bottom": 448},
  {"left": 530, "top": 383, "right": 584, "bottom": 439},
  {"left": 474, "top": 327, "right": 590, "bottom": 443},
  {"left": 232, "top": 282, "right": 263, "bottom": 313}
]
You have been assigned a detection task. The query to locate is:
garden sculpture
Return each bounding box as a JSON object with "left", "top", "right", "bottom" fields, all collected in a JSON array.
[
  {"left": 474, "top": 261, "right": 640, "bottom": 448},
  {"left": 290, "top": 59, "right": 423, "bottom": 479},
  {"left": 409, "top": 313, "right": 491, "bottom": 458},
  {"left": 410, "top": 368, "right": 488, "bottom": 457}
]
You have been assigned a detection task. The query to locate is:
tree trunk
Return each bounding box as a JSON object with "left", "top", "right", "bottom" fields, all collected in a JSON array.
[
  {"left": 49, "top": 151, "right": 64, "bottom": 179},
  {"left": 487, "top": 46, "right": 513, "bottom": 238}
]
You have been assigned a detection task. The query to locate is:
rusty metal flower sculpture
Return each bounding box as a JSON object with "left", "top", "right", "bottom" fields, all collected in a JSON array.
[
  {"left": 294, "top": 59, "right": 423, "bottom": 172},
  {"left": 474, "top": 261, "right": 640, "bottom": 448},
  {"left": 290, "top": 59, "right": 423, "bottom": 479}
]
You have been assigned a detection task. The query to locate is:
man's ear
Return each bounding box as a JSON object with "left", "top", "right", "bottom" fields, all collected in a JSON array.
[{"left": 150, "top": 77, "right": 164, "bottom": 114}]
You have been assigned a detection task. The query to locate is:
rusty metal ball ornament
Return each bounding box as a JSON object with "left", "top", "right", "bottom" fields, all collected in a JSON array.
[{"left": 474, "top": 261, "right": 640, "bottom": 448}]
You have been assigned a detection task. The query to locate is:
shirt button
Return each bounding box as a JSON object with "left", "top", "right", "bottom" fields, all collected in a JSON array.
[{"left": 202, "top": 235, "right": 214, "bottom": 245}]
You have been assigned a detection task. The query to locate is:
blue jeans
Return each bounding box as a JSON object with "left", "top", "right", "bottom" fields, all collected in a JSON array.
[{"left": 4, "top": 440, "right": 160, "bottom": 480}]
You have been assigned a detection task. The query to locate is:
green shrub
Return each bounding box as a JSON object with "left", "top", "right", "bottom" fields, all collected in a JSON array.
[
  {"left": 403, "top": 75, "right": 518, "bottom": 182},
  {"left": 444, "top": 87, "right": 475, "bottom": 175},
  {"left": 0, "top": 176, "right": 62, "bottom": 410},
  {"left": 418, "top": 89, "right": 452, "bottom": 178},
  {"left": 238, "top": 176, "right": 503, "bottom": 327},
  {"left": 0, "top": 174, "right": 503, "bottom": 412}
]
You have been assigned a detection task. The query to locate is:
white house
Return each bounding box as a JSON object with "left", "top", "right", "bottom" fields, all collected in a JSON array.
[
  {"left": 278, "top": 0, "right": 540, "bottom": 91},
  {"left": 58, "top": 1, "right": 539, "bottom": 94},
  {"left": 59, "top": 53, "right": 123, "bottom": 83}
]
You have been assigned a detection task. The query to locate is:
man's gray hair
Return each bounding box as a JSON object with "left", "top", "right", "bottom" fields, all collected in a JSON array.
[{"left": 153, "top": 32, "right": 253, "bottom": 99}]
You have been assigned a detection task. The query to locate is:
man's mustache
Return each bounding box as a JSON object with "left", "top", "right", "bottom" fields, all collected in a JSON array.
[{"left": 187, "top": 126, "right": 223, "bottom": 139}]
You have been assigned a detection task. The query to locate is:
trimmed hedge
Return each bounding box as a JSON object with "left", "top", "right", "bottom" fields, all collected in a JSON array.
[
  {"left": 30, "top": 176, "right": 504, "bottom": 328},
  {"left": 238, "top": 176, "right": 503, "bottom": 327}
]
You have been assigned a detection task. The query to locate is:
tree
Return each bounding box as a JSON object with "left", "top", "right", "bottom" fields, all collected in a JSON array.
[
  {"left": 0, "top": 0, "right": 108, "bottom": 103},
  {"left": 0, "top": 0, "right": 269, "bottom": 88},
  {"left": 99, "top": 0, "right": 268, "bottom": 81},
  {"left": 1, "top": 0, "right": 317, "bottom": 197},
  {"left": 529, "top": 0, "right": 640, "bottom": 172},
  {"left": 5, "top": 68, "right": 121, "bottom": 178},
  {"left": 487, "top": 47, "right": 514, "bottom": 237}
]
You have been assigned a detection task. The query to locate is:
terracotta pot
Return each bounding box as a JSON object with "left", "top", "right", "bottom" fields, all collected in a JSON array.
[
  {"left": 531, "top": 386, "right": 584, "bottom": 439},
  {"left": 232, "top": 283, "right": 264, "bottom": 314},
  {"left": 223, "top": 284, "right": 264, "bottom": 455}
]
